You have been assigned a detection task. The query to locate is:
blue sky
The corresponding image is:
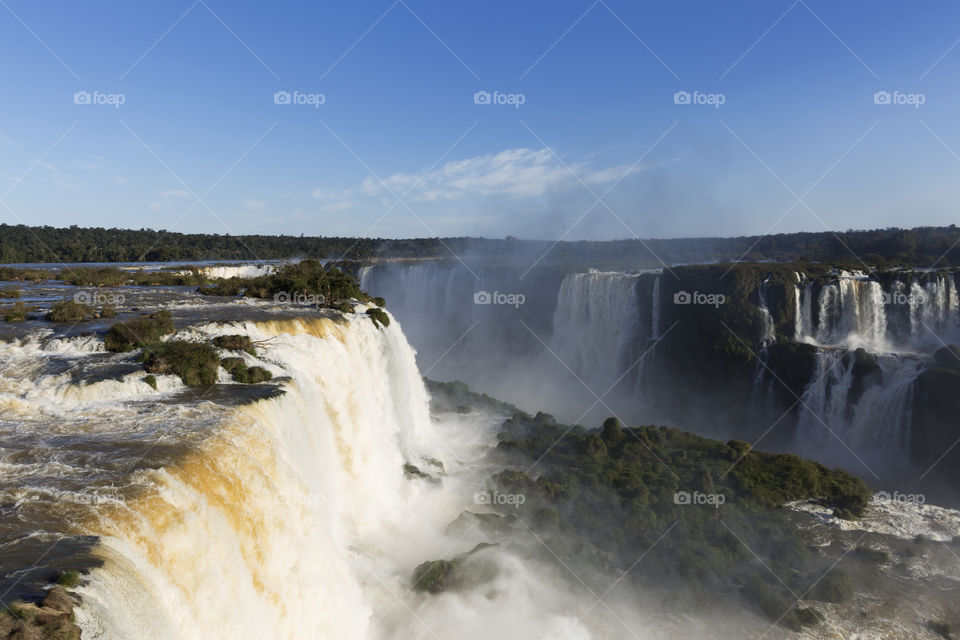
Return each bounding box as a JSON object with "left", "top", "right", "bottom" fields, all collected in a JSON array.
[{"left": 1, "top": 0, "right": 959, "bottom": 240}]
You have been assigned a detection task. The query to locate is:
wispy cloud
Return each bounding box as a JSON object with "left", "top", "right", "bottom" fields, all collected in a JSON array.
[{"left": 314, "top": 147, "right": 648, "bottom": 207}]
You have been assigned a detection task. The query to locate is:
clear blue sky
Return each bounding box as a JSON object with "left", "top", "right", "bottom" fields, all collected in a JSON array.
[{"left": 1, "top": 0, "right": 958, "bottom": 240}]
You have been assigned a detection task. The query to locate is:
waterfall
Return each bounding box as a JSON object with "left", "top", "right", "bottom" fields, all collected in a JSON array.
[
  {"left": 794, "top": 277, "right": 814, "bottom": 342},
  {"left": 548, "top": 271, "right": 643, "bottom": 391},
  {"left": 795, "top": 348, "right": 922, "bottom": 454},
  {"left": 650, "top": 276, "right": 661, "bottom": 340},
  {"left": 71, "top": 314, "right": 438, "bottom": 639}
]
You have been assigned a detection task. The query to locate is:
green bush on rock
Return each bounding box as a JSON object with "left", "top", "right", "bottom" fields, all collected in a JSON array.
[
  {"left": 47, "top": 299, "right": 94, "bottom": 323},
  {"left": 104, "top": 311, "right": 174, "bottom": 352},
  {"left": 212, "top": 334, "right": 256, "bottom": 355},
  {"left": 141, "top": 341, "right": 220, "bottom": 386},
  {"left": 366, "top": 307, "right": 389, "bottom": 328}
]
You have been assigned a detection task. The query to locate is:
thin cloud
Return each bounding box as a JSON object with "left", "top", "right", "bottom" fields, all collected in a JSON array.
[{"left": 314, "top": 147, "right": 649, "bottom": 207}]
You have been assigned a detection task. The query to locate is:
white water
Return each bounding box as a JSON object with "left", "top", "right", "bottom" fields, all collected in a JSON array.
[
  {"left": 548, "top": 271, "right": 643, "bottom": 392},
  {"left": 54, "top": 313, "right": 632, "bottom": 640},
  {"left": 795, "top": 271, "right": 960, "bottom": 352},
  {"left": 795, "top": 349, "right": 922, "bottom": 455},
  {"left": 191, "top": 264, "right": 278, "bottom": 279}
]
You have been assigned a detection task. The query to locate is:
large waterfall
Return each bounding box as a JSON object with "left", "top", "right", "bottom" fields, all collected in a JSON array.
[
  {"left": 796, "top": 270, "right": 960, "bottom": 351},
  {"left": 547, "top": 271, "right": 644, "bottom": 393},
  {"left": 0, "top": 312, "right": 612, "bottom": 639}
]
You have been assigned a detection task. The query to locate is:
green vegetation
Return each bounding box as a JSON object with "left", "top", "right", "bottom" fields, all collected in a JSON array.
[
  {"left": 142, "top": 375, "right": 158, "bottom": 390},
  {"left": 220, "top": 357, "right": 273, "bottom": 383},
  {"left": 213, "top": 334, "right": 256, "bottom": 355},
  {"left": 412, "top": 544, "right": 497, "bottom": 593},
  {"left": 104, "top": 311, "right": 174, "bottom": 352},
  {"left": 196, "top": 260, "right": 374, "bottom": 308},
  {"left": 56, "top": 571, "right": 81, "bottom": 588},
  {"left": 3, "top": 223, "right": 960, "bottom": 268},
  {"left": 810, "top": 570, "right": 855, "bottom": 603},
  {"left": 55, "top": 266, "right": 209, "bottom": 287},
  {"left": 46, "top": 299, "right": 94, "bottom": 323},
  {"left": 0, "top": 266, "right": 54, "bottom": 281},
  {"left": 0, "top": 287, "right": 20, "bottom": 298},
  {"left": 417, "top": 385, "right": 872, "bottom": 631},
  {"left": 3, "top": 302, "right": 28, "bottom": 322},
  {"left": 366, "top": 307, "right": 390, "bottom": 327},
  {"left": 141, "top": 341, "right": 220, "bottom": 385}
]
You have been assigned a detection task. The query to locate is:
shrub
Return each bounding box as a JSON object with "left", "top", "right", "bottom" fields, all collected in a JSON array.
[
  {"left": 100, "top": 305, "right": 117, "bottom": 318},
  {"left": 810, "top": 570, "right": 854, "bottom": 603},
  {"left": 212, "top": 334, "right": 256, "bottom": 355},
  {"left": 0, "top": 287, "right": 21, "bottom": 299},
  {"left": 220, "top": 357, "right": 273, "bottom": 384},
  {"left": 141, "top": 341, "right": 220, "bottom": 385},
  {"left": 47, "top": 299, "right": 94, "bottom": 323},
  {"left": 3, "top": 302, "right": 28, "bottom": 322},
  {"left": 372, "top": 296, "right": 386, "bottom": 307},
  {"left": 142, "top": 375, "right": 158, "bottom": 390},
  {"left": 57, "top": 570, "right": 81, "bottom": 588},
  {"left": 105, "top": 311, "right": 174, "bottom": 352},
  {"left": 366, "top": 307, "right": 390, "bottom": 327}
]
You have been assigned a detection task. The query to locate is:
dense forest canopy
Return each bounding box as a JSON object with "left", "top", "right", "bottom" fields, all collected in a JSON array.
[{"left": 1, "top": 223, "right": 959, "bottom": 268}]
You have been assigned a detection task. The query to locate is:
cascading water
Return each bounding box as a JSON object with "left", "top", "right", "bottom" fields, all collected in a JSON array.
[
  {"left": 795, "top": 270, "right": 959, "bottom": 351},
  {"left": 547, "top": 271, "right": 643, "bottom": 393},
  {"left": 0, "top": 310, "right": 611, "bottom": 640}
]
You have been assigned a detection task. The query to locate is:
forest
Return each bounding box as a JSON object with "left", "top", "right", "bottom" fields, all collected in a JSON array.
[{"left": 2, "top": 223, "right": 960, "bottom": 268}]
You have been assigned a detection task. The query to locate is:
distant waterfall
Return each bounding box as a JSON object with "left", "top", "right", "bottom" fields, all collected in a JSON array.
[
  {"left": 795, "top": 349, "right": 922, "bottom": 452},
  {"left": 548, "top": 271, "right": 643, "bottom": 391},
  {"left": 794, "top": 271, "right": 959, "bottom": 351},
  {"left": 650, "top": 276, "right": 661, "bottom": 340}
]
